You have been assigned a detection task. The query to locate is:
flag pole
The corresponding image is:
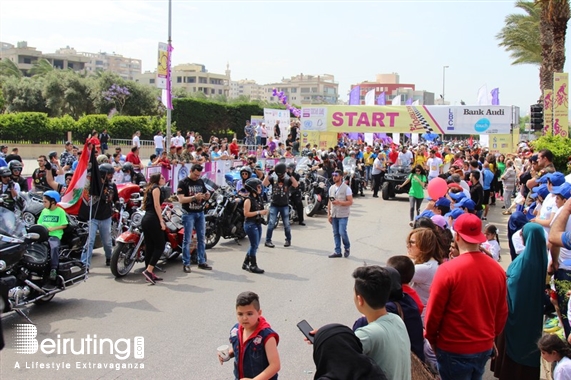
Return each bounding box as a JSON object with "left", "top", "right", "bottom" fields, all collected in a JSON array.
[{"left": 166, "top": 0, "right": 173, "bottom": 145}]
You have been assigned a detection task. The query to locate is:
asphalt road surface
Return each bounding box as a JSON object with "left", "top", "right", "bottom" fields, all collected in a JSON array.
[{"left": 0, "top": 191, "right": 519, "bottom": 380}]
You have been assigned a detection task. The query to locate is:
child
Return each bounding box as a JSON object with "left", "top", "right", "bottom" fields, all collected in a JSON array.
[
  {"left": 38, "top": 190, "right": 68, "bottom": 286},
  {"left": 221, "top": 291, "right": 280, "bottom": 380},
  {"left": 538, "top": 334, "right": 571, "bottom": 380},
  {"left": 386, "top": 255, "right": 423, "bottom": 315},
  {"left": 482, "top": 224, "right": 501, "bottom": 261}
]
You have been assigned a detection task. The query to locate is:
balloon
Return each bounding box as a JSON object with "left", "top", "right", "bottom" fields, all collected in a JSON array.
[
  {"left": 279, "top": 91, "right": 284, "bottom": 98},
  {"left": 272, "top": 88, "right": 277, "bottom": 96},
  {"left": 427, "top": 177, "right": 448, "bottom": 200}
]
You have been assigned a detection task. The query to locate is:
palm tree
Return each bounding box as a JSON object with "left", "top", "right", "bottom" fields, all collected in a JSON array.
[
  {"left": 548, "top": 0, "right": 571, "bottom": 73},
  {"left": 0, "top": 58, "right": 23, "bottom": 78},
  {"left": 496, "top": 1, "right": 542, "bottom": 65},
  {"left": 29, "top": 58, "right": 54, "bottom": 77}
]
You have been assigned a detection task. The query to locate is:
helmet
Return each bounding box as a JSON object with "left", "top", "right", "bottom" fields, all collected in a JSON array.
[
  {"left": 0, "top": 166, "right": 11, "bottom": 178},
  {"left": 328, "top": 153, "right": 337, "bottom": 160},
  {"left": 244, "top": 178, "right": 262, "bottom": 194},
  {"left": 97, "top": 154, "right": 109, "bottom": 164},
  {"left": 287, "top": 163, "right": 296, "bottom": 171},
  {"left": 99, "top": 163, "right": 114, "bottom": 175},
  {"left": 65, "top": 172, "right": 74, "bottom": 180},
  {"left": 349, "top": 151, "right": 356, "bottom": 156},
  {"left": 247, "top": 155, "right": 257, "bottom": 164},
  {"left": 274, "top": 163, "right": 287, "bottom": 176},
  {"left": 8, "top": 160, "right": 23, "bottom": 172},
  {"left": 321, "top": 153, "right": 328, "bottom": 161},
  {"left": 43, "top": 190, "right": 61, "bottom": 203},
  {"left": 48, "top": 151, "right": 57, "bottom": 159},
  {"left": 121, "top": 162, "right": 134, "bottom": 173},
  {"left": 307, "top": 152, "right": 314, "bottom": 159},
  {"left": 239, "top": 166, "right": 252, "bottom": 178}
]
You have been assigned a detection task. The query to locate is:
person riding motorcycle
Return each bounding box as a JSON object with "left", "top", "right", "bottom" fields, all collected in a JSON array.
[
  {"left": 0, "top": 166, "right": 20, "bottom": 211},
  {"left": 236, "top": 166, "right": 253, "bottom": 194},
  {"left": 287, "top": 163, "right": 305, "bottom": 226},
  {"left": 121, "top": 162, "right": 146, "bottom": 185},
  {"left": 307, "top": 152, "right": 320, "bottom": 172},
  {"left": 8, "top": 160, "right": 28, "bottom": 192}
]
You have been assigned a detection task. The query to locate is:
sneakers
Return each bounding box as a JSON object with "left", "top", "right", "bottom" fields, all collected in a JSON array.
[
  {"left": 502, "top": 211, "right": 512, "bottom": 215},
  {"left": 143, "top": 270, "right": 156, "bottom": 285},
  {"left": 198, "top": 263, "right": 213, "bottom": 270},
  {"left": 106, "top": 258, "right": 111, "bottom": 266},
  {"left": 183, "top": 265, "right": 191, "bottom": 273},
  {"left": 284, "top": 240, "right": 291, "bottom": 247},
  {"left": 299, "top": 222, "right": 306, "bottom": 226},
  {"left": 328, "top": 253, "right": 342, "bottom": 258},
  {"left": 482, "top": 217, "right": 487, "bottom": 221},
  {"left": 151, "top": 272, "right": 163, "bottom": 281},
  {"left": 265, "top": 241, "right": 275, "bottom": 248},
  {"left": 49, "top": 269, "right": 58, "bottom": 281},
  {"left": 344, "top": 249, "right": 350, "bottom": 258}
]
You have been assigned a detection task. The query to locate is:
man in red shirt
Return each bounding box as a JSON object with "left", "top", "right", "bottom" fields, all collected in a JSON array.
[
  {"left": 126, "top": 146, "right": 142, "bottom": 170},
  {"left": 388, "top": 144, "right": 399, "bottom": 164},
  {"left": 229, "top": 138, "right": 240, "bottom": 159},
  {"left": 426, "top": 213, "right": 507, "bottom": 380}
]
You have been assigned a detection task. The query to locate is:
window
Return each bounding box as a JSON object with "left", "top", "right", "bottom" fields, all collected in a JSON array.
[
  {"left": 23, "top": 58, "right": 31, "bottom": 64},
  {"left": 177, "top": 76, "right": 182, "bottom": 83},
  {"left": 301, "top": 88, "right": 310, "bottom": 93},
  {"left": 211, "top": 88, "right": 216, "bottom": 94},
  {"left": 68, "top": 63, "right": 74, "bottom": 69},
  {"left": 291, "top": 88, "right": 297, "bottom": 93},
  {"left": 150, "top": 79, "right": 155, "bottom": 84},
  {"left": 199, "top": 77, "right": 207, "bottom": 84},
  {"left": 311, "top": 87, "right": 318, "bottom": 93},
  {"left": 95, "top": 60, "right": 104, "bottom": 65},
  {"left": 219, "top": 89, "right": 222, "bottom": 95},
  {"left": 187, "top": 77, "right": 196, "bottom": 83}
]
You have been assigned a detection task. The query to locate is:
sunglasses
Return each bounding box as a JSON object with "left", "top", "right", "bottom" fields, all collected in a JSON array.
[{"left": 331, "top": 173, "right": 340, "bottom": 177}]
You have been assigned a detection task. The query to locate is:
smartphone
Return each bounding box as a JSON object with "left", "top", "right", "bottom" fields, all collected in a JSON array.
[
  {"left": 329, "top": 197, "right": 336, "bottom": 201},
  {"left": 297, "top": 320, "right": 314, "bottom": 343}
]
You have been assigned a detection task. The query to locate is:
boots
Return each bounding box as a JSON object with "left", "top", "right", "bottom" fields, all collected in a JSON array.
[
  {"left": 249, "top": 257, "right": 265, "bottom": 274},
  {"left": 242, "top": 254, "right": 250, "bottom": 271}
]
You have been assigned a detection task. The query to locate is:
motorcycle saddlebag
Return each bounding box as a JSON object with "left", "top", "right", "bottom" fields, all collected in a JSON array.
[{"left": 57, "top": 257, "right": 86, "bottom": 281}]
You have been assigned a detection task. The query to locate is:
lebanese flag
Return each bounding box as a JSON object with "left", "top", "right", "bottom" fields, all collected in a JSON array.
[{"left": 59, "top": 143, "right": 92, "bottom": 216}]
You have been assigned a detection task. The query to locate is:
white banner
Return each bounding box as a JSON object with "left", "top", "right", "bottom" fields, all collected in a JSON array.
[{"left": 264, "top": 108, "right": 291, "bottom": 143}]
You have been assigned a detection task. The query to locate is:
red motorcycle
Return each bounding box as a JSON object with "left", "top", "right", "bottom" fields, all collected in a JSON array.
[
  {"left": 111, "top": 183, "right": 143, "bottom": 245},
  {"left": 110, "top": 203, "right": 196, "bottom": 278}
]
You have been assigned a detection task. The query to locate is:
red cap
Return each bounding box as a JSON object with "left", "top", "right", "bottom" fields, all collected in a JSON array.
[
  {"left": 170, "top": 145, "right": 176, "bottom": 149},
  {"left": 447, "top": 183, "right": 462, "bottom": 190},
  {"left": 454, "top": 214, "right": 486, "bottom": 244}
]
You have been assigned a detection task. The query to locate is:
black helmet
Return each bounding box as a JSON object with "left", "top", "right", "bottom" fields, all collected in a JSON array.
[
  {"left": 99, "top": 163, "right": 114, "bottom": 175},
  {"left": 328, "top": 153, "right": 337, "bottom": 160},
  {"left": 244, "top": 178, "right": 262, "bottom": 193},
  {"left": 8, "top": 160, "right": 22, "bottom": 173},
  {"left": 287, "top": 163, "right": 296, "bottom": 171},
  {"left": 240, "top": 166, "right": 252, "bottom": 177},
  {"left": 48, "top": 151, "right": 57, "bottom": 159},
  {"left": 274, "top": 163, "right": 287, "bottom": 176},
  {"left": 321, "top": 153, "right": 328, "bottom": 161},
  {"left": 121, "top": 162, "right": 134, "bottom": 173},
  {"left": 0, "top": 166, "right": 11, "bottom": 178},
  {"left": 307, "top": 152, "right": 314, "bottom": 159}
]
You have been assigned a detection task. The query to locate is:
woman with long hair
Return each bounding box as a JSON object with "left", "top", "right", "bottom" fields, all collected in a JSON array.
[
  {"left": 406, "top": 227, "right": 442, "bottom": 319},
  {"left": 141, "top": 173, "right": 167, "bottom": 284},
  {"left": 242, "top": 178, "right": 268, "bottom": 274},
  {"left": 538, "top": 334, "right": 571, "bottom": 379},
  {"left": 496, "top": 154, "right": 506, "bottom": 201},
  {"left": 397, "top": 165, "right": 427, "bottom": 226}
]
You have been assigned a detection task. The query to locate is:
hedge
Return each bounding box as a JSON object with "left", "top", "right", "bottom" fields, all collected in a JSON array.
[{"left": 531, "top": 135, "right": 571, "bottom": 173}]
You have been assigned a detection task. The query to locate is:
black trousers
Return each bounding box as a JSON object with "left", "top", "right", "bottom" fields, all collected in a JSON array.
[
  {"left": 141, "top": 214, "right": 166, "bottom": 267},
  {"left": 372, "top": 173, "right": 383, "bottom": 196},
  {"left": 291, "top": 192, "right": 304, "bottom": 223}
]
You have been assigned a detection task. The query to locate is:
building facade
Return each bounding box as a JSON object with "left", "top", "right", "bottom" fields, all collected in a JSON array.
[
  {"left": 262, "top": 73, "right": 339, "bottom": 105},
  {"left": 350, "top": 72, "right": 435, "bottom": 105},
  {"left": 229, "top": 79, "right": 264, "bottom": 101}
]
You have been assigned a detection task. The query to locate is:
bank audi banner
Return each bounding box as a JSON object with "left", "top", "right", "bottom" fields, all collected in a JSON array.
[{"left": 301, "top": 105, "right": 514, "bottom": 135}]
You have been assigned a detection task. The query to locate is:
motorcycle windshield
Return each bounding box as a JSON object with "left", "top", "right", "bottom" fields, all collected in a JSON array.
[
  {"left": 201, "top": 175, "right": 219, "bottom": 192},
  {"left": 0, "top": 207, "right": 27, "bottom": 238},
  {"left": 296, "top": 157, "right": 310, "bottom": 173}
]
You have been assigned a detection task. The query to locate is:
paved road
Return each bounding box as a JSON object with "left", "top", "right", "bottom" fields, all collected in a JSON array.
[{"left": 0, "top": 191, "right": 516, "bottom": 379}]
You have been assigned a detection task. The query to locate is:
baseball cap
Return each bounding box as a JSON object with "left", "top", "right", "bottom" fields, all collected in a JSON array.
[
  {"left": 548, "top": 172, "right": 566, "bottom": 186},
  {"left": 170, "top": 145, "right": 176, "bottom": 149},
  {"left": 448, "top": 183, "right": 463, "bottom": 191},
  {"left": 431, "top": 215, "right": 447, "bottom": 230},
  {"left": 552, "top": 182, "right": 571, "bottom": 199},
  {"left": 435, "top": 197, "right": 451, "bottom": 208},
  {"left": 444, "top": 208, "right": 464, "bottom": 220},
  {"left": 456, "top": 198, "right": 476, "bottom": 211},
  {"left": 532, "top": 184, "right": 550, "bottom": 199},
  {"left": 65, "top": 141, "right": 72, "bottom": 146},
  {"left": 529, "top": 154, "right": 539, "bottom": 163},
  {"left": 448, "top": 191, "right": 466, "bottom": 202},
  {"left": 454, "top": 213, "right": 486, "bottom": 244},
  {"left": 417, "top": 210, "right": 435, "bottom": 219}
]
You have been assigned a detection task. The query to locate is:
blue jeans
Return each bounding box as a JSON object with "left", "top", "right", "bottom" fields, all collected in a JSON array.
[
  {"left": 365, "top": 166, "right": 372, "bottom": 183},
  {"left": 436, "top": 348, "right": 493, "bottom": 380},
  {"left": 81, "top": 217, "right": 112, "bottom": 268},
  {"left": 265, "top": 205, "right": 291, "bottom": 242},
  {"left": 155, "top": 147, "right": 164, "bottom": 156},
  {"left": 182, "top": 212, "right": 206, "bottom": 266},
  {"left": 244, "top": 221, "right": 262, "bottom": 257},
  {"left": 332, "top": 217, "right": 350, "bottom": 254}
]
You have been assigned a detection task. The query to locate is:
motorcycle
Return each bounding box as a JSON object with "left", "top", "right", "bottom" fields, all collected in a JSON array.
[
  {"left": 111, "top": 183, "right": 143, "bottom": 245},
  {"left": 301, "top": 157, "right": 332, "bottom": 217},
  {"left": 110, "top": 202, "right": 186, "bottom": 278},
  {"left": 344, "top": 161, "right": 365, "bottom": 197},
  {"left": 20, "top": 192, "right": 45, "bottom": 227},
  {"left": 0, "top": 207, "right": 87, "bottom": 322},
  {"left": 204, "top": 186, "right": 246, "bottom": 249}
]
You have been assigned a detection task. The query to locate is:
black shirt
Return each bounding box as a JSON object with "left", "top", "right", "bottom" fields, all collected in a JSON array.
[
  {"left": 143, "top": 185, "right": 164, "bottom": 215},
  {"left": 268, "top": 176, "right": 292, "bottom": 207},
  {"left": 32, "top": 168, "right": 56, "bottom": 192},
  {"left": 79, "top": 180, "right": 119, "bottom": 221},
  {"left": 470, "top": 182, "right": 484, "bottom": 211},
  {"left": 177, "top": 177, "right": 207, "bottom": 213},
  {"left": 245, "top": 195, "right": 264, "bottom": 223}
]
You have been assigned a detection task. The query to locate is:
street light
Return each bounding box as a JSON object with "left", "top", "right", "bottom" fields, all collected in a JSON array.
[{"left": 442, "top": 65, "right": 449, "bottom": 105}]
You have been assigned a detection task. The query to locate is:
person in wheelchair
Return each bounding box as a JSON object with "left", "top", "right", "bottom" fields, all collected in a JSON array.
[{"left": 38, "top": 191, "right": 68, "bottom": 287}]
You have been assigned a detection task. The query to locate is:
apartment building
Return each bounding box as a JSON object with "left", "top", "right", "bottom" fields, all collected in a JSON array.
[
  {"left": 229, "top": 79, "right": 264, "bottom": 101},
  {"left": 80, "top": 51, "right": 142, "bottom": 80},
  {"left": 262, "top": 73, "right": 338, "bottom": 105},
  {"left": 350, "top": 73, "right": 435, "bottom": 105}
]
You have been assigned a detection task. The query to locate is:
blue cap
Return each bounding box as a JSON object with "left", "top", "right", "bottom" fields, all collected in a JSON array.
[
  {"left": 435, "top": 197, "right": 451, "bottom": 208},
  {"left": 416, "top": 210, "right": 435, "bottom": 219},
  {"left": 552, "top": 182, "right": 571, "bottom": 199},
  {"left": 449, "top": 191, "right": 466, "bottom": 202},
  {"left": 532, "top": 184, "right": 550, "bottom": 199},
  {"left": 548, "top": 172, "right": 566, "bottom": 186},
  {"left": 456, "top": 198, "right": 476, "bottom": 211},
  {"left": 445, "top": 208, "right": 464, "bottom": 220},
  {"left": 537, "top": 175, "right": 550, "bottom": 184}
]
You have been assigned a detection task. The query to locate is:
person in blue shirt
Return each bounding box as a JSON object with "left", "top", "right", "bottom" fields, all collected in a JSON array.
[{"left": 482, "top": 163, "right": 495, "bottom": 221}]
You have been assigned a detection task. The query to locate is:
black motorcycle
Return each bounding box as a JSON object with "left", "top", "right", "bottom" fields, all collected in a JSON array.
[
  {"left": 0, "top": 207, "right": 87, "bottom": 322},
  {"left": 304, "top": 170, "right": 332, "bottom": 217},
  {"left": 204, "top": 187, "right": 246, "bottom": 249}
]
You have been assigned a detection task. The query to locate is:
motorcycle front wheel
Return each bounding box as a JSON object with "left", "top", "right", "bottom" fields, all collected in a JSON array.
[
  {"left": 305, "top": 193, "right": 320, "bottom": 217},
  {"left": 110, "top": 242, "right": 137, "bottom": 277},
  {"left": 205, "top": 217, "right": 221, "bottom": 249}
]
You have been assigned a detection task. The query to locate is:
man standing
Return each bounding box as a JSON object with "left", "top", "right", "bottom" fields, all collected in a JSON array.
[
  {"left": 287, "top": 163, "right": 305, "bottom": 226},
  {"left": 32, "top": 155, "right": 59, "bottom": 192},
  {"left": 60, "top": 141, "right": 76, "bottom": 171},
  {"left": 263, "top": 162, "right": 298, "bottom": 248},
  {"left": 171, "top": 131, "right": 185, "bottom": 148},
  {"left": 0, "top": 145, "right": 7, "bottom": 159},
  {"left": 426, "top": 149, "right": 443, "bottom": 182},
  {"left": 527, "top": 148, "right": 555, "bottom": 189},
  {"left": 177, "top": 164, "right": 213, "bottom": 273},
  {"left": 80, "top": 164, "right": 119, "bottom": 269},
  {"left": 328, "top": 169, "right": 353, "bottom": 258},
  {"left": 153, "top": 131, "right": 165, "bottom": 156},
  {"left": 363, "top": 146, "right": 374, "bottom": 187},
  {"left": 99, "top": 129, "right": 110, "bottom": 154},
  {"left": 126, "top": 146, "right": 142, "bottom": 170},
  {"left": 426, "top": 213, "right": 507, "bottom": 380},
  {"left": 371, "top": 147, "right": 386, "bottom": 198}
]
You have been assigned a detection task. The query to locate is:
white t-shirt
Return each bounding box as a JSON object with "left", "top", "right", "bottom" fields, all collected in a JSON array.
[
  {"left": 511, "top": 229, "right": 525, "bottom": 255},
  {"left": 171, "top": 136, "right": 185, "bottom": 148},
  {"left": 540, "top": 194, "right": 558, "bottom": 236},
  {"left": 427, "top": 157, "right": 443, "bottom": 178},
  {"left": 132, "top": 135, "right": 140, "bottom": 148},
  {"left": 482, "top": 239, "right": 501, "bottom": 261},
  {"left": 460, "top": 180, "right": 471, "bottom": 199},
  {"left": 398, "top": 151, "right": 413, "bottom": 166},
  {"left": 153, "top": 135, "right": 165, "bottom": 149},
  {"left": 411, "top": 258, "right": 439, "bottom": 320},
  {"left": 554, "top": 356, "right": 571, "bottom": 380}
]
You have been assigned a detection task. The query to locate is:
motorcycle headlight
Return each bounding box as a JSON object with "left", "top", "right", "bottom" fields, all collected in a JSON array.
[
  {"left": 0, "top": 260, "right": 6, "bottom": 272},
  {"left": 131, "top": 211, "right": 144, "bottom": 227},
  {"left": 216, "top": 194, "right": 224, "bottom": 204},
  {"left": 121, "top": 211, "right": 130, "bottom": 221},
  {"left": 318, "top": 182, "right": 325, "bottom": 188}
]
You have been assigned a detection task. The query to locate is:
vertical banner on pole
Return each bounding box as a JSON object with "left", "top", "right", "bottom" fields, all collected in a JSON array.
[
  {"left": 544, "top": 89, "right": 553, "bottom": 136},
  {"left": 156, "top": 42, "right": 168, "bottom": 89},
  {"left": 553, "top": 72, "right": 569, "bottom": 137}
]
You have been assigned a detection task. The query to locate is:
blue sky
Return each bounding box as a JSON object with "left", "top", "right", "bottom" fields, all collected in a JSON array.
[{"left": 1, "top": 0, "right": 565, "bottom": 113}]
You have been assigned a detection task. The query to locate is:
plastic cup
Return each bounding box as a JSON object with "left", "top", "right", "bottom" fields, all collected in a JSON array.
[{"left": 217, "top": 344, "right": 230, "bottom": 362}]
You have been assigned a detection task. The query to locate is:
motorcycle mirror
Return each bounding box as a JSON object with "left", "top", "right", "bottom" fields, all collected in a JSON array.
[
  {"left": 23, "top": 232, "right": 40, "bottom": 240},
  {"left": 139, "top": 181, "right": 147, "bottom": 187}
]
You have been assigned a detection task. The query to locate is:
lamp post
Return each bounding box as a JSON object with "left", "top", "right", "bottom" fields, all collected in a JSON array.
[
  {"left": 166, "top": 0, "right": 173, "bottom": 144},
  {"left": 442, "top": 65, "right": 449, "bottom": 105}
]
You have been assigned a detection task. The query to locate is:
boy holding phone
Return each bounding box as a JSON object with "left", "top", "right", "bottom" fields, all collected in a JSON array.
[{"left": 220, "top": 291, "right": 280, "bottom": 380}]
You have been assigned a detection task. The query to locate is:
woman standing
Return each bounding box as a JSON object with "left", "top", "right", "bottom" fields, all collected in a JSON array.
[
  {"left": 501, "top": 159, "right": 516, "bottom": 214},
  {"left": 244, "top": 121, "right": 256, "bottom": 147},
  {"left": 496, "top": 154, "right": 506, "bottom": 201},
  {"left": 132, "top": 131, "right": 141, "bottom": 148},
  {"left": 242, "top": 178, "right": 268, "bottom": 274},
  {"left": 141, "top": 173, "right": 167, "bottom": 284},
  {"left": 397, "top": 165, "right": 427, "bottom": 226},
  {"left": 492, "top": 223, "right": 548, "bottom": 380}
]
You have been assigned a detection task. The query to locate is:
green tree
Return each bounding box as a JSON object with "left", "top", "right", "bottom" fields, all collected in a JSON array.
[
  {"left": 1, "top": 76, "right": 48, "bottom": 113},
  {"left": 0, "top": 59, "right": 23, "bottom": 78},
  {"left": 496, "top": 1, "right": 541, "bottom": 65},
  {"left": 29, "top": 58, "right": 55, "bottom": 77},
  {"left": 0, "top": 87, "right": 5, "bottom": 112},
  {"left": 42, "top": 70, "right": 95, "bottom": 118}
]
